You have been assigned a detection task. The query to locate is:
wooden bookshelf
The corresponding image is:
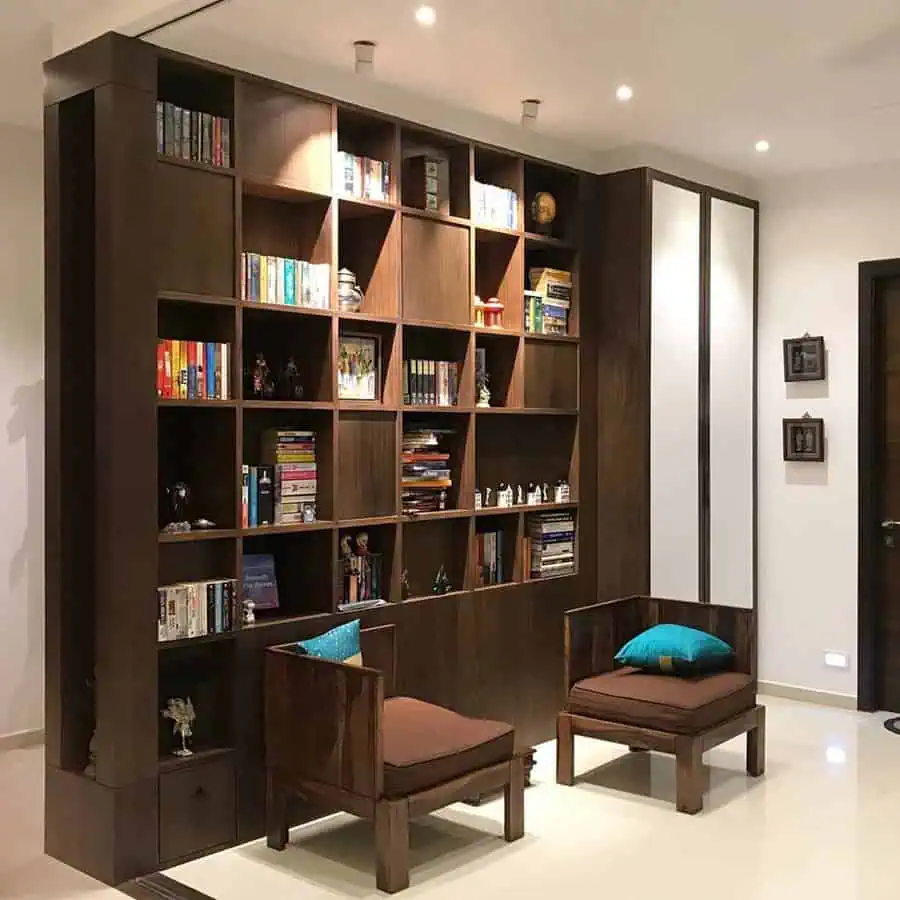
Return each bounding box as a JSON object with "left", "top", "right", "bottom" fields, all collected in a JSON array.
[{"left": 44, "top": 33, "right": 593, "bottom": 885}]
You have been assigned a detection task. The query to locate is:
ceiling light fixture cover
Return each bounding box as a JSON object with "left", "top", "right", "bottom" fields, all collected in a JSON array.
[
  {"left": 755, "top": 139, "right": 770, "bottom": 153},
  {"left": 521, "top": 98, "right": 540, "bottom": 127},
  {"left": 616, "top": 84, "right": 633, "bottom": 102},
  {"left": 415, "top": 5, "right": 436, "bottom": 26},
  {"left": 354, "top": 40, "right": 376, "bottom": 75}
]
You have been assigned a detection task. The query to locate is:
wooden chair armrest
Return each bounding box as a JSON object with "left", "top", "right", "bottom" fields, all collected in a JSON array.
[
  {"left": 265, "top": 647, "right": 384, "bottom": 799},
  {"left": 564, "top": 595, "right": 643, "bottom": 691}
]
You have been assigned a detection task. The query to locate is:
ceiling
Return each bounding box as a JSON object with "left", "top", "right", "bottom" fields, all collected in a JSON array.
[{"left": 11, "top": 0, "right": 900, "bottom": 181}]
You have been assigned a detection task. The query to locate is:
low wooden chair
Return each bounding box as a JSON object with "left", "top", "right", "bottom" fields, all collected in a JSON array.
[
  {"left": 557, "top": 596, "right": 765, "bottom": 814},
  {"left": 265, "top": 624, "right": 526, "bottom": 893}
]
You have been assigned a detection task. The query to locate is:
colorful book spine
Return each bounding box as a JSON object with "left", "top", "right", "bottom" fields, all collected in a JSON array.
[
  {"left": 157, "top": 104, "right": 232, "bottom": 168},
  {"left": 240, "top": 252, "right": 328, "bottom": 309},
  {"left": 156, "top": 340, "right": 231, "bottom": 399}
]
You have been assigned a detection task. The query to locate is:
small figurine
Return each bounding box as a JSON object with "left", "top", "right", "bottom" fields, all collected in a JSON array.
[
  {"left": 400, "top": 568, "right": 411, "bottom": 601},
  {"left": 516, "top": 484, "right": 524, "bottom": 505},
  {"left": 542, "top": 482, "right": 551, "bottom": 504},
  {"left": 498, "top": 483, "right": 513, "bottom": 508},
  {"left": 526, "top": 482, "right": 539, "bottom": 505},
  {"left": 432, "top": 565, "right": 452, "bottom": 595},
  {"left": 338, "top": 268, "right": 364, "bottom": 313},
  {"left": 302, "top": 503, "right": 316, "bottom": 524},
  {"left": 340, "top": 534, "right": 353, "bottom": 559},
  {"left": 192, "top": 517, "right": 216, "bottom": 530},
  {"left": 277, "top": 356, "right": 304, "bottom": 401},
  {"left": 484, "top": 487, "right": 493, "bottom": 507},
  {"left": 161, "top": 697, "right": 196, "bottom": 757},
  {"left": 474, "top": 489, "right": 483, "bottom": 510},
  {"left": 242, "top": 597, "right": 256, "bottom": 626},
  {"left": 484, "top": 297, "right": 505, "bottom": 328},
  {"left": 252, "top": 353, "right": 275, "bottom": 399},
  {"left": 439, "top": 490, "right": 447, "bottom": 511},
  {"left": 472, "top": 295, "right": 486, "bottom": 327},
  {"left": 554, "top": 479, "right": 571, "bottom": 504},
  {"left": 476, "top": 362, "right": 491, "bottom": 409},
  {"left": 163, "top": 481, "right": 192, "bottom": 533},
  {"left": 357, "top": 531, "right": 369, "bottom": 554}
]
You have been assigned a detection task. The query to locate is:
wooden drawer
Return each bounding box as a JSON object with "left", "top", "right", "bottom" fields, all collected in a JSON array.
[{"left": 159, "top": 755, "right": 236, "bottom": 864}]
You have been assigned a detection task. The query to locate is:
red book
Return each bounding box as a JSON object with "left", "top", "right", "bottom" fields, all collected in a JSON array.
[
  {"left": 156, "top": 342, "right": 165, "bottom": 397},
  {"left": 213, "top": 117, "right": 221, "bottom": 167}
]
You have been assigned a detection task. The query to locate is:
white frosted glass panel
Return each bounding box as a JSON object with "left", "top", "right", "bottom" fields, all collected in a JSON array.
[
  {"left": 650, "top": 181, "right": 701, "bottom": 602},
  {"left": 709, "top": 198, "right": 755, "bottom": 609}
]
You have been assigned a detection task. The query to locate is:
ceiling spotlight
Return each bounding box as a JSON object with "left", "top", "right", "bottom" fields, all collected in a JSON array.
[
  {"left": 755, "top": 139, "right": 770, "bottom": 153},
  {"left": 616, "top": 84, "right": 633, "bottom": 102},
  {"left": 415, "top": 5, "right": 436, "bottom": 26},
  {"left": 354, "top": 40, "right": 376, "bottom": 75},
  {"left": 521, "top": 98, "right": 541, "bottom": 128}
]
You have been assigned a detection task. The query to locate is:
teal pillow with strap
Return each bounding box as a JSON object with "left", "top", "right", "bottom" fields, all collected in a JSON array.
[
  {"left": 614, "top": 623, "right": 733, "bottom": 674},
  {"left": 298, "top": 619, "right": 362, "bottom": 666}
]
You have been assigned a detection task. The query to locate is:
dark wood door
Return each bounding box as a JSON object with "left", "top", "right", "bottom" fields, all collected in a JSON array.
[{"left": 877, "top": 278, "right": 900, "bottom": 712}]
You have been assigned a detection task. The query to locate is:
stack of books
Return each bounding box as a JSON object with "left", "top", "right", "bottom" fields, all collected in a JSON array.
[
  {"left": 242, "top": 429, "right": 317, "bottom": 527},
  {"left": 241, "top": 253, "right": 330, "bottom": 309},
  {"left": 335, "top": 151, "right": 391, "bottom": 201},
  {"left": 157, "top": 340, "right": 230, "bottom": 400},
  {"left": 156, "top": 102, "right": 231, "bottom": 168},
  {"left": 476, "top": 529, "right": 505, "bottom": 586},
  {"left": 403, "top": 360, "right": 461, "bottom": 406},
  {"left": 528, "top": 512, "right": 576, "bottom": 579},
  {"left": 473, "top": 181, "right": 518, "bottom": 229},
  {"left": 339, "top": 553, "right": 386, "bottom": 612},
  {"left": 525, "top": 268, "right": 572, "bottom": 336},
  {"left": 157, "top": 579, "right": 238, "bottom": 642},
  {"left": 401, "top": 429, "right": 453, "bottom": 514}
]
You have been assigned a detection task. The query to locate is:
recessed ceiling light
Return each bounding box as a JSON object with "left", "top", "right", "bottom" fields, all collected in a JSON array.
[
  {"left": 755, "top": 139, "right": 770, "bottom": 153},
  {"left": 616, "top": 84, "right": 633, "bottom": 102},
  {"left": 415, "top": 5, "right": 436, "bottom": 26}
]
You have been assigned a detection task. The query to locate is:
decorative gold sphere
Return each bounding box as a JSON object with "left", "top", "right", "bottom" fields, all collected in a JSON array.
[{"left": 531, "top": 191, "right": 557, "bottom": 226}]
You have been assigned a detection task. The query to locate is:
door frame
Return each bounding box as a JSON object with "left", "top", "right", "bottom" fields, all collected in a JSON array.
[{"left": 858, "top": 258, "right": 900, "bottom": 710}]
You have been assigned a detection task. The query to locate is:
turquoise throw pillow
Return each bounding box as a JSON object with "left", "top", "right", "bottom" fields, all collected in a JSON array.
[
  {"left": 614, "top": 623, "right": 733, "bottom": 674},
  {"left": 298, "top": 619, "right": 362, "bottom": 666}
]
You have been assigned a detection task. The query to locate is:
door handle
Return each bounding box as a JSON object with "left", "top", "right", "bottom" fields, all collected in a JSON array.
[{"left": 882, "top": 521, "right": 900, "bottom": 529}]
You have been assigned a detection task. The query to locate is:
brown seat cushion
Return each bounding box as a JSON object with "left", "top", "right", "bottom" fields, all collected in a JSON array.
[
  {"left": 382, "top": 697, "right": 514, "bottom": 798},
  {"left": 567, "top": 667, "right": 755, "bottom": 735}
]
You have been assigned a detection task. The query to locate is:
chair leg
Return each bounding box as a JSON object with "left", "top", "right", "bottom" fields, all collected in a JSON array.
[
  {"left": 375, "top": 799, "right": 410, "bottom": 894},
  {"left": 556, "top": 713, "right": 574, "bottom": 786},
  {"left": 266, "top": 770, "right": 289, "bottom": 851},
  {"left": 747, "top": 706, "right": 766, "bottom": 777},
  {"left": 675, "top": 736, "right": 704, "bottom": 815},
  {"left": 504, "top": 755, "right": 525, "bottom": 842}
]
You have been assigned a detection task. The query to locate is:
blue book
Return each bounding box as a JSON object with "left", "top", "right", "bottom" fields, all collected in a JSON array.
[
  {"left": 249, "top": 466, "right": 258, "bottom": 527},
  {"left": 285, "top": 259, "right": 296, "bottom": 305},
  {"left": 214, "top": 582, "right": 223, "bottom": 633},
  {"left": 242, "top": 553, "right": 279, "bottom": 610},
  {"left": 206, "top": 343, "right": 214, "bottom": 399}
]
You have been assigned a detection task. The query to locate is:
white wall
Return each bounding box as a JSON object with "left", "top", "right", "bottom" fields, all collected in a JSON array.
[
  {"left": 0, "top": 122, "right": 44, "bottom": 739},
  {"left": 759, "top": 160, "right": 900, "bottom": 699}
]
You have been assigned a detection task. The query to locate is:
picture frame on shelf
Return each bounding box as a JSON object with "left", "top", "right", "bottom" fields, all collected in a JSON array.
[
  {"left": 338, "top": 333, "right": 380, "bottom": 401},
  {"left": 783, "top": 335, "right": 826, "bottom": 382},
  {"left": 783, "top": 416, "right": 825, "bottom": 462}
]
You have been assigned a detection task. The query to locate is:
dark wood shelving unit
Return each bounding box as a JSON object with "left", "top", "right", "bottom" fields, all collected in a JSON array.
[{"left": 44, "top": 33, "right": 592, "bottom": 886}]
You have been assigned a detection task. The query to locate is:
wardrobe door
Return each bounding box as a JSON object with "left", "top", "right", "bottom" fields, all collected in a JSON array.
[
  {"left": 709, "top": 198, "right": 755, "bottom": 609},
  {"left": 650, "top": 180, "right": 701, "bottom": 602}
]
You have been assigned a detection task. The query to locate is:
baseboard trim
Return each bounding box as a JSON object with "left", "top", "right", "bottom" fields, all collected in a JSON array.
[
  {"left": 759, "top": 681, "right": 857, "bottom": 710},
  {"left": 0, "top": 728, "right": 44, "bottom": 751}
]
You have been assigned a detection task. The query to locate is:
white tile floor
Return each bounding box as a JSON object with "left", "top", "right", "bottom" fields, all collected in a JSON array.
[{"left": 4, "top": 696, "right": 900, "bottom": 899}]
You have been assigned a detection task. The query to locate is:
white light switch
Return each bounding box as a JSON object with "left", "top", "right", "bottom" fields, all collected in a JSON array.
[{"left": 824, "top": 651, "right": 849, "bottom": 669}]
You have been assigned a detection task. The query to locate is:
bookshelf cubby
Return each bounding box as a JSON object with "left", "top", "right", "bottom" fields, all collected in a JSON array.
[{"left": 44, "top": 34, "right": 589, "bottom": 884}]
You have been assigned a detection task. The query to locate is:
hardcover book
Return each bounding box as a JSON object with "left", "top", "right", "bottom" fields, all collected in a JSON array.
[{"left": 242, "top": 553, "right": 279, "bottom": 610}]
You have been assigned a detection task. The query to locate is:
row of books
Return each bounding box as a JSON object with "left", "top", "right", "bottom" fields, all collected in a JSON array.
[
  {"left": 525, "top": 267, "right": 573, "bottom": 336},
  {"left": 402, "top": 428, "right": 453, "bottom": 514},
  {"left": 157, "top": 340, "right": 231, "bottom": 400},
  {"left": 473, "top": 181, "right": 518, "bottom": 230},
  {"left": 241, "top": 253, "right": 330, "bottom": 309},
  {"left": 158, "top": 579, "right": 238, "bottom": 642},
  {"left": 403, "top": 360, "right": 461, "bottom": 407},
  {"left": 476, "top": 529, "right": 506, "bottom": 587},
  {"left": 528, "top": 512, "right": 576, "bottom": 579},
  {"left": 335, "top": 151, "right": 391, "bottom": 202},
  {"left": 156, "top": 102, "right": 231, "bottom": 168},
  {"left": 340, "top": 549, "right": 385, "bottom": 610}
]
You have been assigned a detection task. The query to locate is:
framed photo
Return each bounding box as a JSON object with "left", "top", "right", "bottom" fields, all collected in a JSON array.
[
  {"left": 783, "top": 335, "right": 826, "bottom": 382},
  {"left": 783, "top": 417, "right": 825, "bottom": 462},
  {"left": 338, "top": 333, "right": 380, "bottom": 401}
]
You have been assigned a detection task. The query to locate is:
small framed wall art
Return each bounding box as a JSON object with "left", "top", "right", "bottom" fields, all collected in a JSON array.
[
  {"left": 783, "top": 334, "right": 826, "bottom": 382},
  {"left": 338, "top": 333, "right": 380, "bottom": 401},
  {"left": 783, "top": 415, "right": 825, "bottom": 462}
]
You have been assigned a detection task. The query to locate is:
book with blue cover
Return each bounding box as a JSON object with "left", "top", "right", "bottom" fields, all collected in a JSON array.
[{"left": 242, "top": 553, "right": 279, "bottom": 610}]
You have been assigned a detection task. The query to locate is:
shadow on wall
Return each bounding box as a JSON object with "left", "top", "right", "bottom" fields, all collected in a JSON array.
[{"left": 7, "top": 379, "right": 44, "bottom": 728}]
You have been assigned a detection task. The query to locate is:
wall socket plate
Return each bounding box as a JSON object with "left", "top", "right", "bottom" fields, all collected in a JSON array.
[{"left": 824, "top": 650, "right": 850, "bottom": 669}]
